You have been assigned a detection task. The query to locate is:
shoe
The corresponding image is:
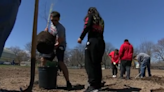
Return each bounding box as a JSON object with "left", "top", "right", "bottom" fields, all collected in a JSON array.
[
  {"left": 84, "top": 86, "right": 99, "bottom": 92},
  {"left": 112, "top": 75, "right": 116, "bottom": 78},
  {"left": 101, "top": 81, "right": 106, "bottom": 87},
  {"left": 67, "top": 81, "right": 72, "bottom": 90},
  {"left": 119, "top": 77, "right": 123, "bottom": 79},
  {"left": 126, "top": 77, "right": 131, "bottom": 80},
  {"left": 140, "top": 76, "right": 143, "bottom": 78}
]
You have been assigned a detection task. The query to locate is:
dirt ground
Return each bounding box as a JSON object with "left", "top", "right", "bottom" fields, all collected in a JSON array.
[{"left": 0, "top": 66, "right": 164, "bottom": 92}]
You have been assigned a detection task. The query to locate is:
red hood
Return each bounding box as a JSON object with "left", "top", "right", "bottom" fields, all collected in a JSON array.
[
  {"left": 119, "top": 41, "right": 133, "bottom": 61},
  {"left": 124, "top": 41, "right": 130, "bottom": 45}
]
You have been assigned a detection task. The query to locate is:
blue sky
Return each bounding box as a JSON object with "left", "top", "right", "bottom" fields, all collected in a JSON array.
[{"left": 5, "top": 0, "right": 164, "bottom": 50}]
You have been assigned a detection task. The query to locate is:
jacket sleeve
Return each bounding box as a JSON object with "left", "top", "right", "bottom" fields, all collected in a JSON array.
[
  {"left": 119, "top": 45, "right": 124, "bottom": 59},
  {"left": 136, "top": 54, "right": 142, "bottom": 62},
  {"left": 115, "top": 56, "right": 119, "bottom": 63},
  {"left": 137, "top": 56, "right": 142, "bottom": 63},
  {"left": 109, "top": 51, "right": 115, "bottom": 63},
  {"left": 79, "top": 14, "right": 93, "bottom": 40},
  {"left": 109, "top": 51, "right": 113, "bottom": 57}
]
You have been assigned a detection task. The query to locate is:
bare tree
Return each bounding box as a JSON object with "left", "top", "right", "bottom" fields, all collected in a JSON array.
[
  {"left": 153, "top": 38, "right": 164, "bottom": 61},
  {"left": 25, "top": 42, "right": 32, "bottom": 53},
  {"left": 138, "top": 41, "right": 155, "bottom": 57},
  {"left": 9, "top": 46, "right": 22, "bottom": 56},
  {"left": 25, "top": 42, "right": 40, "bottom": 62},
  {"left": 63, "top": 47, "right": 71, "bottom": 65},
  {"left": 8, "top": 46, "right": 29, "bottom": 65},
  {"left": 68, "top": 44, "right": 85, "bottom": 68},
  {"left": 102, "top": 42, "right": 115, "bottom": 68},
  {"left": 17, "top": 50, "right": 29, "bottom": 62},
  {"left": 75, "top": 44, "right": 85, "bottom": 68},
  {"left": 67, "top": 42, "right": 114, "bottom": 68},
  {"left": 133, "top": 47, "right": 140, "bottom": 55},
  {"left": 68, "top": 49, "right": 79, "bottom": 67},
  {"left": 39, "top": 1, "right": 48, "bottom": 23}
]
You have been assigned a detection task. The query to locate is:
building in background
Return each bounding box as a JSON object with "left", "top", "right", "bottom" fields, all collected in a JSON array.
[
  {"left": 0, "top": 48, "right": 16, "bottom": 64},
  {"left": 20, "top": 61, "right": 31, "bottom": 66}
]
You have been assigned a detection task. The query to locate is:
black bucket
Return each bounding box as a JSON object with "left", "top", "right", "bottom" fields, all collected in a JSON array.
[{"left": 38, "top": 66, "right": 57, "bottom": 89}]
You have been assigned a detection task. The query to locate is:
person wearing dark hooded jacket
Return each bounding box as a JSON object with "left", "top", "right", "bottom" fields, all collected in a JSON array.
[
  {"left": 77, "top": 7, "right": 105, "bottom": 92},
  {"left": 119, "top": 39, "right": 133, "bottom": 79}
]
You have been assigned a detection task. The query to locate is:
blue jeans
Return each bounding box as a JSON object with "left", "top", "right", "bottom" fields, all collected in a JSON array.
[
  {"left": 0, "top": 0, "right": 21, "bottom": 57},
  {"left": 140, "top": 57, "right": 151, "bottom": 77}
]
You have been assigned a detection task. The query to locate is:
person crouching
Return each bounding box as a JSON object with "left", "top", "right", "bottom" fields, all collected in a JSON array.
[
  {"left": 133, "top": 53, "right": 152, "bottom": 78},
  {"left": 108, "top": 49, "right": 119, "bottom": 78}
]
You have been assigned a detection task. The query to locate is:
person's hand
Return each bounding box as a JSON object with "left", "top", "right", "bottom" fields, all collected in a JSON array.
[
  {"left": 118, "top": 60, "right": 121, "bottom": 64},
  {"left": 113, "top": 62, "right": 116, "bottom": 65},
  {"left": 54, "top": 41, "right": 59, "bottom": 48},
  {"left": 44, "top": 27, "right": 48, "bottom": 31},
  {"left": 77, "top": 38, "right": 82, "bottom": 44}
]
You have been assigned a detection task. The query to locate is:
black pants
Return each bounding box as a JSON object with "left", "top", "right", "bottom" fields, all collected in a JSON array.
[
  {"left": 111, "top": 63, "right": 118, "bottom": 75},
  {"left": 85, "top": 38, "right": 105, "bottom": 89},
  {"left": 120, "top": 60, "right": 132, "bottom": 78}
]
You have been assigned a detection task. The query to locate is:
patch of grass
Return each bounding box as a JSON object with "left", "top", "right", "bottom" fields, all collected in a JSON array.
[{"left": 0, "top": 65, "right": 29, "bottom": 68}]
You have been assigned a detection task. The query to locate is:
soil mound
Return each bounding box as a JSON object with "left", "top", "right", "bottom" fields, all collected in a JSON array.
[
  {"left": 151, "top": 88, "right": 164, "bottom": 92},
  {"left": 141, "top": 75, "right": 164, "bottom": 85}
]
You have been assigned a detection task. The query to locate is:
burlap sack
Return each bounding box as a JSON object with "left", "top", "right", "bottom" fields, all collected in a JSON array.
[{"left": 37, "top": 31, "right": 56, "bottom": 54}]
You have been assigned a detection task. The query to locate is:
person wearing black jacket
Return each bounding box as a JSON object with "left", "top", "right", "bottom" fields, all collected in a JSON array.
[{"left": 77, "top": 7, "right": 105, "bottom": 92}]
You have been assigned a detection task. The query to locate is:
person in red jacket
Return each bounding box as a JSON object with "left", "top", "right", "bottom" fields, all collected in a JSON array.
[
  {"left": 109, "top": 49, "right": 119, "bottom": 78},
  {"left": 119, "top": 39, "right": 133, "bottom": 79}
]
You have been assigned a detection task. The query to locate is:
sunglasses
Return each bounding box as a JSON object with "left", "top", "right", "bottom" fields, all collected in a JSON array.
[{"left": 51, "top": 19, "right": 58, "bottom": 22}]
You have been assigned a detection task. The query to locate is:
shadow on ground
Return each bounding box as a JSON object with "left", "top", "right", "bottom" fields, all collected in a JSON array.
[
  {"left": 100, "top": 84, "right": 141, "bottom": 92},
  {"left": 101, "top": 88, "right": 141, "bottom": 92},
  {"left": 0, "top": 84, "right": 85, "bottom": 92},
  {"left": 150, "top": 88, "right": 164, "bottom": 92},
  {"left": 56, "top": 84, "right": 85, "bottom": 91},
  {"left": 34, "top": 80, "right": 85, "bottom": 91},
  {"left": 0, "top": 89, "right": 20, "bottom": 92}
]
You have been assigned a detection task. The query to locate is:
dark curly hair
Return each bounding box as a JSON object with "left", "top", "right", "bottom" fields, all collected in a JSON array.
[
  {"left": 84, "top": 7, "right": 102, "bottom": 22},
  {"left": 51, "top": 11, "right": 60, "bottom": 18}
]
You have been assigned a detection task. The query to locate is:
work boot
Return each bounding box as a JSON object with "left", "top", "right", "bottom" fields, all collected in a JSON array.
[
  {"left": 119, "top": 77, "right": 124, "bottom": 79},
  {"left": 101, "top": 81, "right": 106, "bottom": 87},
  {"left": 140, "top": 76, "right": 144, "bottom": 78},
  {"left": 112, "top": 75, "right": 116, "bottom": 78},
  {"left": 149, "top": 74, "right": 152, "bottom": 77},
  {"left": 66, "top": 81, "right": 72, "bottom": 90},
  {"left": 84, "top": 86, "right": 99, "bottom": 92},
  {"left": 126, "top": 77, "right": 131, "bottom": 80}
]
